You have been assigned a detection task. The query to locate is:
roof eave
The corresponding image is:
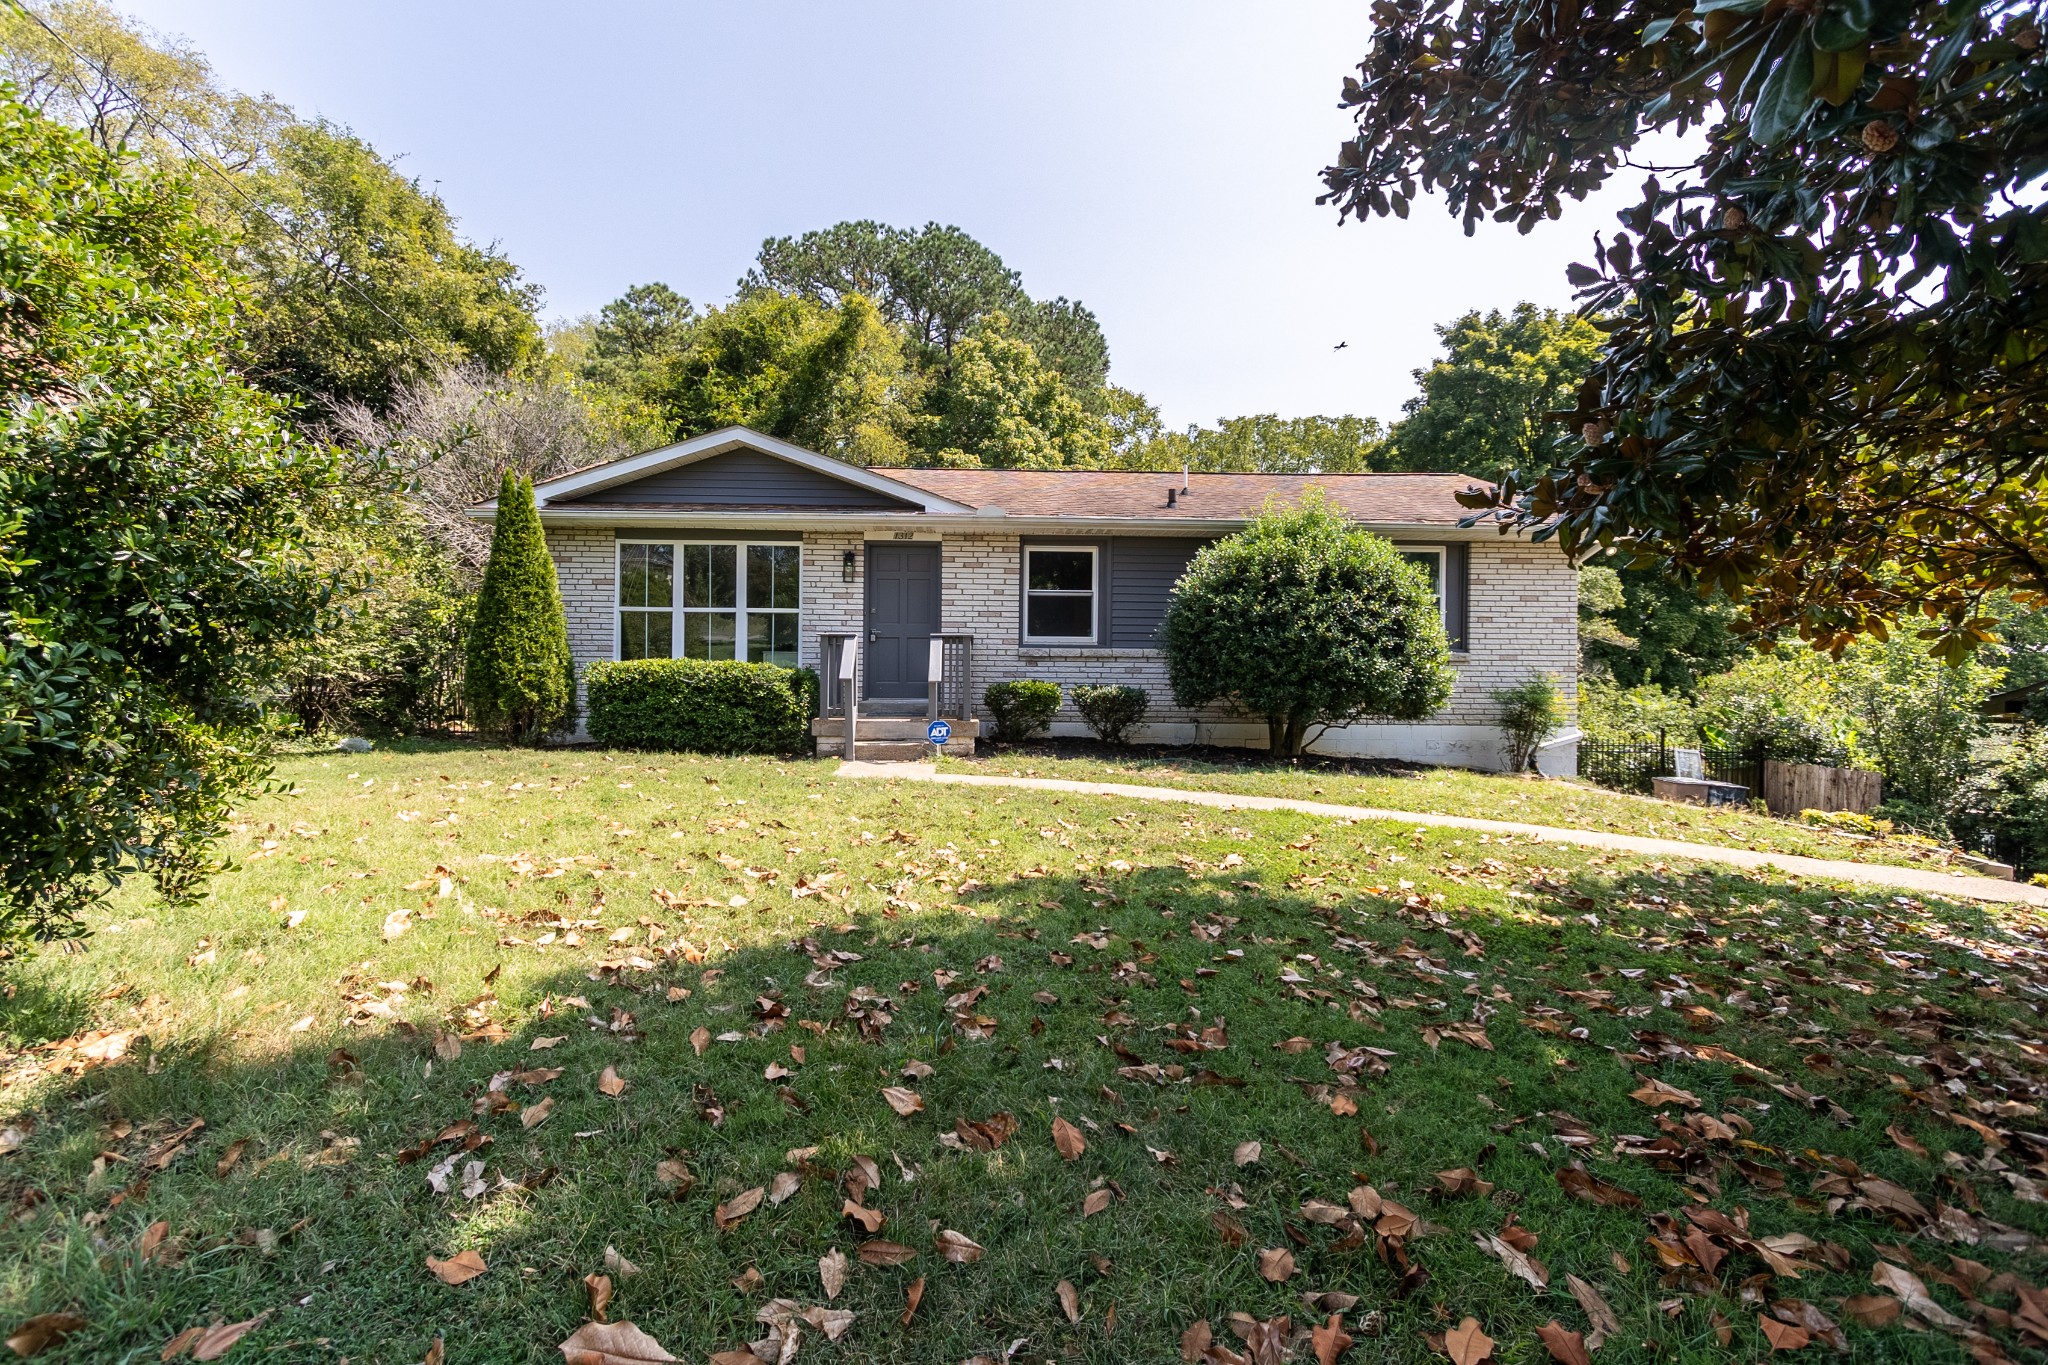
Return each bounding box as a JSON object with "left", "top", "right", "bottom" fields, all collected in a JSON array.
[{"left": 505, "top": 505, "right": 1503, "bottom": 536}]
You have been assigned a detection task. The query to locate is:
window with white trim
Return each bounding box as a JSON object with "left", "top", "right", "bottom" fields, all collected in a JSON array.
[
  {"left": 618, "top": 540, "right": 800, "bottom": 667},
  {"left": 1023, "top": 545, "right": 1097, "bottom": 643},
  {"left": 1397, "top": 545, "right": 1454, "bottom": 642}
]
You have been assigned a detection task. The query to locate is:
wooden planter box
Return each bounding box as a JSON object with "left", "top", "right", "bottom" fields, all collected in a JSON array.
[{"left": 1761, "top": 761, "right": 1882, "bottom": 817}]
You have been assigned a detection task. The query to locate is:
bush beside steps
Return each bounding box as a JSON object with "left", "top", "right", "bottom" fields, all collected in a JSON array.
[{"left": 586, "top": 658, "right": 818, "bottom": 754}]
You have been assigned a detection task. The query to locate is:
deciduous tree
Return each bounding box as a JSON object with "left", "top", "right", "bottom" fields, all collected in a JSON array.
[
  {"left": 0, "top": 94, "right": 337, "bottom": 939},
  {"left": 1386, "top": 304, "right": 1601, "bottom": 482},
  {"left": 1323, "top": 0, "right": 2048, "bottom": 657}
]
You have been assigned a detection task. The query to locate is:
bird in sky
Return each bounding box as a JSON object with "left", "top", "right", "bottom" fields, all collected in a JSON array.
[{"left": 1333, "top": 341, "right": 1348, "bottom": 350}]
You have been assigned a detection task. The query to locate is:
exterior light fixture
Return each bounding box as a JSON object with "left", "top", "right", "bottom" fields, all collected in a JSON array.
[{"left": 842, "top": 550, "right": 856, "bottom": 582}]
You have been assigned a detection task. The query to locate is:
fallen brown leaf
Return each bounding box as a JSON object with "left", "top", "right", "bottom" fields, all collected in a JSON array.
[
  {"left": 901, "top": 1275, "right": 925, "bottom": 1326},
  {"left": 1564, "top": 1274, "right": 1619, "bottom": 1349},
  {"left": 605, "top": 1246, "right": 641, "bottom": 1279},
  {"left": 881, "top": 1086, "right": 924, "bottom": 1117},
  {"left": 6, "top": 1314, "right": 87, "bottom": 1358},
  {"left": 1234, "top": 1141, "right": 1262, "bottom": 1167},
  {"left": 859, "top": 1240, "right": 917, "bottom": 1266},
  {"left": 1758, "top": 1317, "right": 1808, "bottom": 1352},
  {"left": 1052, "top": 1116, "right": 1087, "bottom": 1161},
  {"left": 1535, "top": 1321, "right": 1590, "bottom": 1365},
  {"left": 1312, "top": 1312, "right": 1353, "bottom": 1365},
  {"left": 584, "top": 1272, "right": 613, "bottom": 1322},
  {"left": 598, "top": 1067, "right": 627, "bottom": 1098},
  {"left": 935, "top": 1229, "right": 985, "bottom": 1263},
  {"left": 842, "top": 1199, "right": 885, "bottom": 1233},
  {"left": 654, "top": 1158, "right": 694, "bottom": 1195},
  {"left": 1476, "top": 1231, "right": 1548, "bottom": 1291},
  {"left": 556, "top": 1319, "right": 681, "bottom": 1363},
  {"left": 688, "top": 1027, "right": 709, "bottom": 1056},
  {"left": 1257, "top": 1247, "right": 1296, "bottom": 1281},
  {"left": 714, "top": 1187, "right": 765, "bottom": 1231},
  {"left": 1628, "top": 1076, "right": 1702, "bottom": 1109},
  {"left": 1444, "top": 1317, "right": 1494, "bottom": 1365},
  {"left": 177, "top": 1312, "right": 271, "bottom": 1362},
  {"left": 1083, "top": 1188, "right": 1113, "bottom": 1217},
  {"left": 1555, "top": 1165, "right": 1641, "bottom": 1208},
  {"left": 819, "top": 1248, "right": 847, "bottom": 1301},
  {"left": 520, "top": 1097, "right": 555, "bottom": 1129},
  {"left": 214, "top": 1139, "right": 250, "bottom": 1178},
  {"left": 1839, "top": 1295, "right": 1901, "bottom": 1328},
  {"left": 1057, "top": 1279, "right": 1081, "bottom": 1324},
  {"left": 426, "top": 1250, "right": 487, "bottom": 1286},
  {"left": 1884, "top": 1124, "right": 1928, "bottom": 1159}
]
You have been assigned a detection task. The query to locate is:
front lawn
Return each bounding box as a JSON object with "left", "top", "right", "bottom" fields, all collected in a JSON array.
[
  {"left": 943, "top": 744, "right": 1982, "bottom": 876},
  {"left": 2, "top": 744, "right": 2044, "bottom": 1363}
]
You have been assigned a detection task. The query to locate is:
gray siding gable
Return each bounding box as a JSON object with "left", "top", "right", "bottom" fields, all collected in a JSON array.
[{"left": 555, "top": 449, "right": 919, "bottom": 509}]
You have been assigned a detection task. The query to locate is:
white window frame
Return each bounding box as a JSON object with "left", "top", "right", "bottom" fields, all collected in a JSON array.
[
  {"left": 1021, "top": 544, "right": 1099, "bottom": 645},
  {"left": 615, "top": 538, "right": 802, "bottom": 666},
  {"left": 1395, "top": 544, "right": 1451, "bottom": 638}
]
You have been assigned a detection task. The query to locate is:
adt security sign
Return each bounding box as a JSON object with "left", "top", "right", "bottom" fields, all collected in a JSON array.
[{"left": 926, "top": 719, "right": 952, "bottom": 746}]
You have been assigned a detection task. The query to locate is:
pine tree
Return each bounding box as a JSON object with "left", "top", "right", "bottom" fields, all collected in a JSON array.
[{"left": 464, "top": 471, "right": 573, "bottom": 742}]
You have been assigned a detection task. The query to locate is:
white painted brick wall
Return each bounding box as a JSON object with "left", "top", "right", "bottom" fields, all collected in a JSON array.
[{"left": 545, "top": 526, "right": 615, "bottom": 716}]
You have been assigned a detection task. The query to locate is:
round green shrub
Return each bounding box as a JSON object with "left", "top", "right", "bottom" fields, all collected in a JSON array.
[
  {"left": 984, "top": 680, "right": 1061, "bottom": 742},
  {"left": 586, "top": 658, "right": 818, "bottom": 754},
  {"left": 1162, "top": 493, "right": 1453, "bottom": 756},
  {"left": 1072, "top": 684, "right": 1150, "bottom": 745}
]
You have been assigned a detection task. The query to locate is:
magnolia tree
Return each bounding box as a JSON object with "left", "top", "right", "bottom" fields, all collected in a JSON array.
[{"left": 1161, "top": 496, "right": 1454, "bottom": 756}]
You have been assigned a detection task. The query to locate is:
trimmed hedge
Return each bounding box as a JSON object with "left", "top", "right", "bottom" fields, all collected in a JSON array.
[
  {"left": 985, "top": 679, "right": 1061, "bottom": 742},
  {"left": 586, "top": 658, "right": 819, "bottom": 754},
  {"left": 1072, "top": 684, "right": 1150, "bottom": 745}
]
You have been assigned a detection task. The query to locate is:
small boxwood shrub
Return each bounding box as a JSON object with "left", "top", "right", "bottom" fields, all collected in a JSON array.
[
  {"left": 586, "top": 658, "right": 818, "bottom": 754},
  {"left": 1072, "top": 684, "right": 1149, "bottom": 745},
  {"left": 984, "top": 680, "right": 1061, "bottom": 742}
]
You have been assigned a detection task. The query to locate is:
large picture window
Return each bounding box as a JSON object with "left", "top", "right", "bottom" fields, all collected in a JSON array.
[
  {"left": 618, "top": 540, "right": 800, "bottom": 667},
  {"left": 1023, "top": 545, "right": 1097, "bottom": 644}
]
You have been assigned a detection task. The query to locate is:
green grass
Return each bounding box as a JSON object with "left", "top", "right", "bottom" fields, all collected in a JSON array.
[
  {"left": 2, "top": 742, "right": 2044, "bottom": 1364},
  {"left": 942, "top": 744, "right": 1983, "bottom": 875}
]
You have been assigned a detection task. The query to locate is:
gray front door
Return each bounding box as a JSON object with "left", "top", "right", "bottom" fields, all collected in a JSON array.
[{"left": 864, "top": 541, "right": 939, "bottom": 699}]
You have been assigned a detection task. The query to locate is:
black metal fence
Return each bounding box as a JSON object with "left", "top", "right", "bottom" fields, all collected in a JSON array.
[{"left": 1578, "top": 730, "right": 1768, "bottom": 797}]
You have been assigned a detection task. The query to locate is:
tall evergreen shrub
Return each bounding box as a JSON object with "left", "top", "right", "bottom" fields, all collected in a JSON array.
[{"left": 464, "top": 471, "right": 573, "bottom": 742}]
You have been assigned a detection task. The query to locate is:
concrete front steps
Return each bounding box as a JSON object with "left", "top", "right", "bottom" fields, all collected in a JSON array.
[{"left": 812, "top": 713, "right": 980, "bottom": 760}]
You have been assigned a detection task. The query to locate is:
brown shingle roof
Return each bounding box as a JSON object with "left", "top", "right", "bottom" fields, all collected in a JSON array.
[{"left": 871, "top": 468, "right": 1486, "bottom": 524}]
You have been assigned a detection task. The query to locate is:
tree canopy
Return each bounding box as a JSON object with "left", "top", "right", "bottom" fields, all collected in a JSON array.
[
  {"left": 1120, "top": 413, "right": 1390, "bottom": 474},
  {"left": 1386, "top": 304, "right": 1601, "bottom": 483},
  {"left": 1324, "top": 0, "right": 2048, "bottom": 658},
  {"left": 0, "top": 92, "right": 336, "bottom": 939},
  {"left": 5, "top": 1, "right": 545, "bottom": 417}
]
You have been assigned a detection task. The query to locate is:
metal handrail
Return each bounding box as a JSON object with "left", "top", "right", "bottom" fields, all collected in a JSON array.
[
  {"left": 838, "top": 636, "right": 858, "bottom": 762},
  {"left": 930, "top": 633, "right": 972, "bottom": 724}
]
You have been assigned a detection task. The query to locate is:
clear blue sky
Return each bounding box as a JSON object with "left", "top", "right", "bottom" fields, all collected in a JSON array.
[{"left": 122, "top": 0, "right": 1646, "bottom": 428}]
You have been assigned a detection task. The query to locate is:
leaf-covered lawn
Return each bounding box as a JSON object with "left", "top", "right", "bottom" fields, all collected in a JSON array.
[
  {"left": 942, "top": 746, "right": 1981, "bottom": 876},
  {"left": 2, "top": 743, "right": 2045, "bottom": 1364}
]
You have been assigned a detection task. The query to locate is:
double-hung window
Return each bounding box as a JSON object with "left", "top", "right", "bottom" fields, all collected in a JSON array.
[
  {"left": 1023, "top": 545, "right": 1097, "bottom": 644},
  {"left": 618, "top": 540, "right": 800, "bottom": 667},
  {"left": 1397, "top": 545, "right": 1461, "bottom": 646}
]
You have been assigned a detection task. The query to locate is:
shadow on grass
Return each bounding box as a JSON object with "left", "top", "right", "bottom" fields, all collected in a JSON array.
[{"left": 2, "top": 855, "right": 2043, "bottom": 1364}]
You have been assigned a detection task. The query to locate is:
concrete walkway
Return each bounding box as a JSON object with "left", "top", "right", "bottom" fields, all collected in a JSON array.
[{"left": 835, "top": 760, "right": 2048, "bottom": 908}]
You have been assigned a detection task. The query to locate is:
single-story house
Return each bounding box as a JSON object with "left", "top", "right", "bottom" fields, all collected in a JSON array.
[{"left": 475, "top": 426, "right": 1579, "bottom": 772}]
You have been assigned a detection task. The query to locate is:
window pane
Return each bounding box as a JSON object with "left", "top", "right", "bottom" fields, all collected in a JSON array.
[
  {"left": 683, "top": 545, "right": 737, "bottom": 608},
  {"left": 748, "top": 611, "right": 798, "bottom": 668},
  {"left": 1028, "top": 550, "right": 1093, "bottom": 593},
  {"left": 684, "top": 611, "right": 736, "bottom": 660},
  {"left": 1027, "top": 593, "right": 1093, "bottom": 639},
  {"left": 748, "top": 544, "right": 800, "bottom": 610},
  {"left": 1399, "top": 551, "right": 1441, "bottom": 596},
  {"left": 621, "top": 610, "right": 671, "bottom": 660},
  {"left": 620, "top": 545, "right": 675, "bottom": 608}
]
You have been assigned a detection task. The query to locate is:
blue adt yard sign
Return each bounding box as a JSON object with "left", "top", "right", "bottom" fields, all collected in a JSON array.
[{"left": 926, "top": 720, "right": 952, "bottom": 746}]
